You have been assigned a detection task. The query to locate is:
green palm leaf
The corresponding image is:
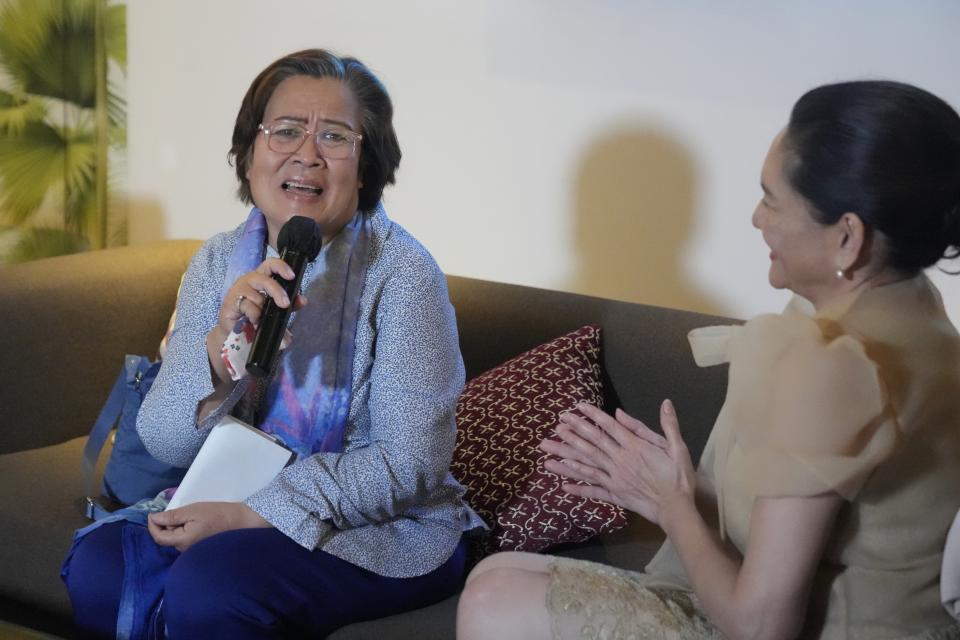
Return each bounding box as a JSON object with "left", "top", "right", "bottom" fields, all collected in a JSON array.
[
  {"left": 0, "top": 121, "right": 96, "bottom": 226},
  {"left": 0, "top": 89, "right": 48, "bottom": 134},
  {"left": 0, "top": 0, "right": 126, "bottom": 259},
  {"left": 63, "top": 128, "right": 98, "bottom": 235},
  {"left": 0, "top": 0, "right": 83, "bottom": 104},
  {"left": 0, "top": 0, "right": 59, "bottom": 85},
  {"left": 4, "top": 226, "right": 89, "bottom": 263},
  {"left": 0, "top": 0, "right": 125, "bottom": 108},
  {"left": 105, "top": 3, "right": 126, "bottom": 70},
  {"left": 62, "top": 127, "right": 97, "bottom": 195},
  {"left": 107, "top": 81, "right": 126, "bottom": 141},
  {"left": 0, "top": 120, "right": 64, "bottom": 222}
]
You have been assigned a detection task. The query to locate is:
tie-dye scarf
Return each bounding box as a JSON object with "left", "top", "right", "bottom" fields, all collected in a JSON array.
[
  {"left": 61, "top": 207, "right": 371, "bottom": 640},
  {"left": 224, "top": 206, "right": 370, "bottom": 458}
]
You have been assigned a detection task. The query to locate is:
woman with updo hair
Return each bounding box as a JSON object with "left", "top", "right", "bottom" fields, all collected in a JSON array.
[{"left": 458, "top": 80, "right": 960, "bottom": 639}]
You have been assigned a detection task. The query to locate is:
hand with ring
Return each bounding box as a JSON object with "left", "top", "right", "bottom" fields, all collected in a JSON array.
[
  {"left": 205, "top": 258, "right": 308, "bottom": 384},
  {"left": 216, "top": 258, "right": 307, "bottom": 336}
]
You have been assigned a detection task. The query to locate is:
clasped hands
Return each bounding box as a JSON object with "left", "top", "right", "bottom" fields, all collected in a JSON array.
[{"left": 539, "top": 400, "right": 696, "bottom": 526}]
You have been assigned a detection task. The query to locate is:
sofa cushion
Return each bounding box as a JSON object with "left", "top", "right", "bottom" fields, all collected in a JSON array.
[{"left": 451, "top": 325, "right": 627, "bottom": 555}]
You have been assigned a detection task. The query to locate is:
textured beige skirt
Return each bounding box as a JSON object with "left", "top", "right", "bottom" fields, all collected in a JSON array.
[
  {"left": 545, "top": 556, "right": 960, "bottom": 640},
  {"left": 546, "top": 556, "right": 722, "bottom": 640}
]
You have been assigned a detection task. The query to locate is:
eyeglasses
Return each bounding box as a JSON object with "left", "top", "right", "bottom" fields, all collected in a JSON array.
[{"left": 258, "top": 120, "right": 362, "bottom": 159}]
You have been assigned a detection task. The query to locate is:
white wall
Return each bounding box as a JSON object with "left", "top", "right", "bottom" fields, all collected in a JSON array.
[{"left": 127, "top": 0, "right": 960, "bottom": 320}]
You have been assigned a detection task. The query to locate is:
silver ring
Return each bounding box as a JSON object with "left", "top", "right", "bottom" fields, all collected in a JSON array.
[
  {"left": 258, "top": 289, "right": 268, "bottom": 302},
  {"left": 235, "top": 294, "right": 246, "bottom": 315}
]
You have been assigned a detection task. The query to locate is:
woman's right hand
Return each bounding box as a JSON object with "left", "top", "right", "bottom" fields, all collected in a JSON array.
[
  {"left": 216, "top": 257, "right": 301, "bottom": 336},
  {"left": 205, "top": 258, "right": 306, "bottom": 386}
]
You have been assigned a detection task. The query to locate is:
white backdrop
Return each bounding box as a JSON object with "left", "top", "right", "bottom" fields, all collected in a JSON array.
[{"left": 127, "top": 0, "right": 960, "bottom": 321}]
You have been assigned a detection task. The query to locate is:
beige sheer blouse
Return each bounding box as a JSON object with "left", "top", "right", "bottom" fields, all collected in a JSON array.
[{"left": 677, "top": 275, "right": 960, "bottom": 637}]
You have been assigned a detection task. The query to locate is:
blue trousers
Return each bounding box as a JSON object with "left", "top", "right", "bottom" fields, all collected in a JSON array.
[{"left": 64, "top": 522, "right": 467, "bottom": 639}]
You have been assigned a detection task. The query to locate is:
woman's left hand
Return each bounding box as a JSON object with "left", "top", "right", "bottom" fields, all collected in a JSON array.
[
  {"left": 147, "top": 502, "right": 271, "bottom": 552},
  {"left": 539, "top": 400, "right": 697, "bottom": 526}
]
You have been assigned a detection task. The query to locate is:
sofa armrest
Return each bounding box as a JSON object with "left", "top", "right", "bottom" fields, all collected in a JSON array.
[{"left": 0, "top": 240, "right": 201, "bottom": 454}]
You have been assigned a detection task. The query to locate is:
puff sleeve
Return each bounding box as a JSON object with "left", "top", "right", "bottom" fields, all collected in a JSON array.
[{"left": 729, "top": 312, "right": 896, "bottom": 500}]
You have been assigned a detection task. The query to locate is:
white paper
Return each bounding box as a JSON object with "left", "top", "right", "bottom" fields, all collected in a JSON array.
[{"left": 166, "top": 416, "right": 295, "bottom": 510}]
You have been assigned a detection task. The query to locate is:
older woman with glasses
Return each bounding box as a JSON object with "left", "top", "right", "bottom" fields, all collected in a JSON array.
[{"left": 63, "top": 48, "right": 483, "bottom": 639}]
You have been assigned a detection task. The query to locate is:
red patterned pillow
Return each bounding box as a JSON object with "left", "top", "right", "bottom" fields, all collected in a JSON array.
[{"left": 451, "top": 324, "right": 627, "bottom": 555}]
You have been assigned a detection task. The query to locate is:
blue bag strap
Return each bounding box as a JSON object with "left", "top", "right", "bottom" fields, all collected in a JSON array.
[
  {"left": 82, "top": 354, "right": 155, "bottom": 520},
  {"left": 82, "top": 363, "right": 129, "bottom": 501}
]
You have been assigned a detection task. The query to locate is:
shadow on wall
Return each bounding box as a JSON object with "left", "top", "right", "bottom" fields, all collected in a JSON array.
[
  {"left": 127, "top": 197, "right": 169, "bottom": 245},
  {"left": 570, "top": 128, "right": 723, "bottom": 316}
]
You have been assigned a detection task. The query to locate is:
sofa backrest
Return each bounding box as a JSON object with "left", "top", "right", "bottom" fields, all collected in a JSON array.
[
  {"left": 1, "top": 241, "right": 734, "bottom": 465},
  {"left": 0, "top": 241, "right": 202, "bottom": 453},
  {"left": 446, "top": 276, "right": 735, "bottom": 464}
]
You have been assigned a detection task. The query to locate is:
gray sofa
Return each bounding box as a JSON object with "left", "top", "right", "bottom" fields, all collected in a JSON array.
[{"left": 0, "top": 241, "right": 731, "bottom": 639}]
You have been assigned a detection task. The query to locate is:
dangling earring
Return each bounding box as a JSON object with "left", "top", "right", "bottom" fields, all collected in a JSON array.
[{"left": 836, "top": 268, "right": 845, "bottom": 280}]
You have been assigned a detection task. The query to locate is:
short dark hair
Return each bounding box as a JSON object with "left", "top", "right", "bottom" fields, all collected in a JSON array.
[
  {"left": 783, "top": 80, "right": 960, "bottom": 274},
  {"left": 229, "top": 49, "right": 401, "bottom": 213}
]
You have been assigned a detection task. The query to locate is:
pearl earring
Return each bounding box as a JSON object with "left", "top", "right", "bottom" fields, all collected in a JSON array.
[{"left": 836, "top": 268, "right": 845, "bottom": 279}]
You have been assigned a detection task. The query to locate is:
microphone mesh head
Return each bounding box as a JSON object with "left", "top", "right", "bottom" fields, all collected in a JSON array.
[{"left": 277, "top": 216, "right": 323, "bottom": 259}]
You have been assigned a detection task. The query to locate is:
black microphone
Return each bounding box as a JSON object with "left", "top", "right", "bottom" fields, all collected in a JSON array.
[{"left": 246, "top": 216, "right": 323, "bottom": 378}]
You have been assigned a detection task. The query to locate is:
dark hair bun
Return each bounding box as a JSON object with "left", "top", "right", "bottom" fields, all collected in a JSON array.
[{"left": 785, "top": 81, "right": 960, "bottom": 273}]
